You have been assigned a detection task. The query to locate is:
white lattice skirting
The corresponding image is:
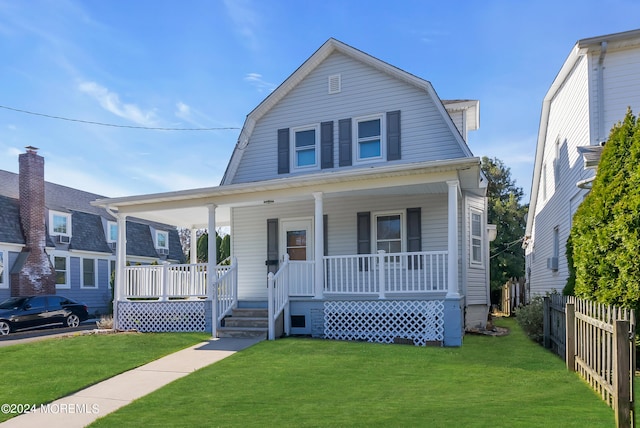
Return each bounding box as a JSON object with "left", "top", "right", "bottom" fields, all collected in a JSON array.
[
  {"left": 117, "top": 301, "right": 207, "bottom": 332},
  {"left": 324, "top": 300, "right": 444, "bottom": 346}
]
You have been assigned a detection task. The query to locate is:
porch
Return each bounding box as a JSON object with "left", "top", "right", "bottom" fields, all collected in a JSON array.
[{"left": 114, "top": 250, "right": 461, "bottom": 346}]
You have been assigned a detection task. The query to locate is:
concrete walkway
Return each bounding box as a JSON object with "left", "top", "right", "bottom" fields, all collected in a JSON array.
[{"left": 1, "top": 337, "right": 263, "bottom": 428}]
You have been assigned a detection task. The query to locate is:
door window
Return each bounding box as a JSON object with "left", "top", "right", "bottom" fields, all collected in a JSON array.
[{"left": 287, "top": 230, "right": 307, "bottom": 261}]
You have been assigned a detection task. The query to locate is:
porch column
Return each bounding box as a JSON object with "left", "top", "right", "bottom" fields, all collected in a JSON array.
[
  {"left": 446, "top": 180, "right": 459, "bottom": 298},
  {"left": 114, "top": 213, "right": 127, "bottom": 331},
  {"left": 207, "top": 204, "right": 218, "bottom": 337},
  {"left": 313, "top": 192, "right": 324, "bottom": 299},
  {"left": 190, "top": 228, "right": 198, "bottom": 264}
]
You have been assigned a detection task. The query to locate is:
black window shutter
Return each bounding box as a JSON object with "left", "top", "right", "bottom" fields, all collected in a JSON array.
[
  {"left": 266, "top": 218, "right": 279, "bottom": 274},
  {"left": 407, "top": 207, "right": 422, "bottom": 269},
  {"left": 357, "top": 211, "right": 371, "bottom": 271},
  {"left": 338, "top": 118, "right": 352, "bottom": 167},
  {"left": 387, "top": 110, "right": 401, "bottom": 161},
  {"left": 321, "top": 121, "right": 334, "bottom": 169},
  {"left": 277, "top": 128, "right": 290, "bottom": 174}
]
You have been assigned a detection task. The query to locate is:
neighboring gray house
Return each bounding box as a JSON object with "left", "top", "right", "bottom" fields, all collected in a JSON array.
[
  {"left": 524, "top": 29, "right": 640, "bottom": 297},
  {"left": 94, "top": 38, "right": 491, "bottom": 346},
  {"left": 0, "top": 148, "right": 184, "bottom": 315}
]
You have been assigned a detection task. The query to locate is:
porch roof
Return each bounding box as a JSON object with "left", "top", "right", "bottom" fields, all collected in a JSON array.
[{"left": 92, "top": 157, "right": 484, "bottom": 228}]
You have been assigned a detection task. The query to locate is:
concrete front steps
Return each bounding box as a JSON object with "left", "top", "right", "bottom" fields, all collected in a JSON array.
[{"left": 218, "top": 308, "right": 268, "bottom": 338}]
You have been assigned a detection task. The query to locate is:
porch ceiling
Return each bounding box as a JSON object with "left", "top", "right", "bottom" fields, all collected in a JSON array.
[{"left": 91, "top": 158, "right": 483, "bottom": 228}]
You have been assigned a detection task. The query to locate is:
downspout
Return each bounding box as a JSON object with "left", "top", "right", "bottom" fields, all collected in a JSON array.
[{"left": 596, "top": 41, "right": 608, "bottom": 144}]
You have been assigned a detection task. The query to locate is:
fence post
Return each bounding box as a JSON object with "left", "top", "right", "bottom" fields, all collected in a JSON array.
[
  {"left": 543, "top": 296, "right": 550, "bottom": 349},
  {"left": 565, "top": 303, "right": 576, "bottom": 372},
  {"left": 614, "top": 319, "right": 632, "bottom": 428},
  {"left": 161, "top": 262, "right": 169, "bottom": 301}
]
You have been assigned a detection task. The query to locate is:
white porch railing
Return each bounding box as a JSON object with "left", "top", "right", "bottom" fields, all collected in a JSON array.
[
  {"left": 324, "top": 251, "right": 447, "bottom": 297},
  {"left": 122, "top": 261, "right": 236, "bottom": 300},
  {"left": 268, "top": 254, "right": 291, "bottom": 340}
]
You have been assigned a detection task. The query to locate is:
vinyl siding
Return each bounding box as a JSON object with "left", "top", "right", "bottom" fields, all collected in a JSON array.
[
  {"left": 58, "top": 255, "right": 112, "bottom": 315},
  {"left": 465, "top": 194, "right": 488, "bottom": 305},
  {"left": 231, "top": 193, "right": 453, "bottom": 301},
  {"left": 231, "top": 51, "right": 466, "bottom": 184},
  {"left": 527, "top": 55, "right": 591, "bottom": 296}
]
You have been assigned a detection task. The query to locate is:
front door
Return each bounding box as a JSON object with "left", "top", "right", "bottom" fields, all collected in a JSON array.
[{"left": 280, "top": 219, "right": 313, "bottom": 262}]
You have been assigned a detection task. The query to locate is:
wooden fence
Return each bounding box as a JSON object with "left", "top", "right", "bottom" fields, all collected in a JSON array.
[
  {"left": 543, "top": 295, "right": 635, "bottom": 428},
  {"left": 500, "top": 277, "right": 526, "bottom": 315}
]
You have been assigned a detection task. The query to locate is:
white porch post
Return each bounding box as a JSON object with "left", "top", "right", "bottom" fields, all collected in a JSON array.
[
  {"left": 207, "top": 204, "right": 218, "bottom": 337},
  {"left": 190, "top": 228, "right": 198, "bottom": 264},
  {"left": 114, "top": 213, "right": 127, "bottom": 330},
  {"left": 313, "top": 192, "right": 324, "bottom": 299},
  {"left": 446, "top": 180, "right": 459, "bottom": 298}
]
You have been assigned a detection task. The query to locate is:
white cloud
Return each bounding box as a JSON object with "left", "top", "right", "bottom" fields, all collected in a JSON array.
[
  {"left": 244, "top": 73, "right": 276, "bottom": 93},
  {"left": 78, "top": 81, "right": 158, "bottom": 126}
]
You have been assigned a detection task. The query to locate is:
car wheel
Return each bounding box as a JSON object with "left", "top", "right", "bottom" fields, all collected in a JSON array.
[
  {"left": 0, "top": 321, "right": 11, "bottom": 335},
  {"left": 66, "top": 314, "right": 80, "bottom": 328}
]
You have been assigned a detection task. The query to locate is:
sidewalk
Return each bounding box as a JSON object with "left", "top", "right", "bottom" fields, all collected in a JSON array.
[{"left": 1, "top": 337, "right": 263, "bottom": 428}]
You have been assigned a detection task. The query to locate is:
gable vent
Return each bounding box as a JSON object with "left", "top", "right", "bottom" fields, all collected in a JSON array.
[{"left": 328, "top": 74, "right": 341, "bottom": 94}]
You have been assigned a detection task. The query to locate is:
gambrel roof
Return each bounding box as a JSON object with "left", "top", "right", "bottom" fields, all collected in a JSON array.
[{"left": 221, "top": 38, "right": 476, "bottom": 185}]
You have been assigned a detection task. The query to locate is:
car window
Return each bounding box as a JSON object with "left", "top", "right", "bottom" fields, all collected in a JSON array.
[
  {"left": 47, "top": 296, "right": 64, "bottom": 310},
  {"left": 26, "top": 296, "right": 46, "bottom": 311},
  {"left": 0, "top": 297, "right": 27, "bottom": 309}
]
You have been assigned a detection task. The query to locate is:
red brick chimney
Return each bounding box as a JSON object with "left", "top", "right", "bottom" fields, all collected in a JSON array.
[{"left": 11, "top": 146, "right": 56, "bottom": 296}]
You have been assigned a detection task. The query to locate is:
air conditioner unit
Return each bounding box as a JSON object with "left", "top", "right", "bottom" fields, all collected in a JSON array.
[
  {"left": 57, "top": 235, "right": 70, "bottom": 244},
  {"left": 547, "top": 257, "right": 559, "bottom": 271},
  {"left": 109, "top": 242, "right": 117, "bottom": 251},
  {"left": 158, "top": 248, "right": 169, "bottom": 256}
]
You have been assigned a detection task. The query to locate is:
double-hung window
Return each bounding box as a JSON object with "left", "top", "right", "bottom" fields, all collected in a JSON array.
[
  {"left": 54, "top": 255, "right": 69, "bottom": 288},
  {"left": 471, "top": 211, "right": 483, "bottom": 265},
  {"left": 82, "top": 258, "right": 96, "bottom": 288},
  {"left": 156, "top": 231, "right": 169, "bottom": 249},
  {"left": 50, "top": 211, "right": 71, "bottom": 237},
  {"left": 355, "top": 114, "right": 384, "bottom": 162},
  {"left": 375, "top": 213, "right": 402, "bottom": 254},
  {"left": 107, "top": 221, "right": 118, "bottom": 242},
  {"left": 292, "top": 125, "right": 319, "bottom": 169}
]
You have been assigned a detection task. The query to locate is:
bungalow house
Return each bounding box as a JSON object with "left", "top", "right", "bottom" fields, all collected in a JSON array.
[
  {"left": 524, "top": 29, "right": 640, "bottom": 297},
  {"left": 0, "top": 147, "right": 185, "bottom": 316},
  {"left": 92, "top": 38, "right": 492, "bottom": 346}
]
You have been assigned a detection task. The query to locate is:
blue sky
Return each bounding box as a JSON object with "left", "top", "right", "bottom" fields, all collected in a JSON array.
[{"left": 1, "top": 0, "right": 639, "bottom": 201}]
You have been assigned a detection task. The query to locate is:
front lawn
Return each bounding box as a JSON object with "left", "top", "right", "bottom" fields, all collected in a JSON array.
[
  {"left": 91, "top": 319, "right": 614, "bottom": 427},
  {"left": 0, "top": 332, "right": 209, "bottom": 422}
]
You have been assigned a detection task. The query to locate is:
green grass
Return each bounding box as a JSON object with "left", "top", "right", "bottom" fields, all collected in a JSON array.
[
  {"left": 0, "top": 332, "right": 209, "bottom": 422},
  {"left": 92, "top": 319, "right": 615, "bottom": 427}
]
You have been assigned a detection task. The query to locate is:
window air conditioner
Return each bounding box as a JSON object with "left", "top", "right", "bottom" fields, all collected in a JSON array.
[
  {"left": 57, "top": 235, "right": 70, "bottom": 244},
  {"left": 158, "top": 248, "right": 169, "bottom": 256},
  {"left": 547, "top": 257, "right": 558, "bottom": 271}
]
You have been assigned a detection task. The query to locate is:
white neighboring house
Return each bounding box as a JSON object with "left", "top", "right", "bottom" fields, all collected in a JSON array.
[
  {"left": 524, "top": 29, "right": 640, "bottom": 297},
  {"left": 93, "top": 38, "right": 492, "bottom": 346}
]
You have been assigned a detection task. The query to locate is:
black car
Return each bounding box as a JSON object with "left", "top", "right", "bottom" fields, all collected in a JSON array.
[{"left": 0, "top": 295, "right": 89, "bottom": 335}]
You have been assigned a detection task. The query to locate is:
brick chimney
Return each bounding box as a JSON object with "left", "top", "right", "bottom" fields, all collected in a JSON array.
[{"left": 11, "top": 146, "right": 56, "bottom": 296}]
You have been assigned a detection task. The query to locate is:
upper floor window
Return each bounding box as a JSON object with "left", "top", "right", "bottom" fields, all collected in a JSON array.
[
  {"left": 355, "top": 114, "right": 384, "bottom": 163},
  {"left": 0, "top": 251, "right": 6, "bottom": 289},
  {"left": 107, "top": 221, "right": 118, "bottom": 242},
  {"left": 50, "top": 211, "right": 71, "bottom": 236},
  {"left": 471, "top": 210, "right": 483, "bottom": 264},
  {"left": 156, "top": 231, "right": 169, "bottom": 249},
  {"left": 292, "top": 125, "right": 319, "bottom": 169}
]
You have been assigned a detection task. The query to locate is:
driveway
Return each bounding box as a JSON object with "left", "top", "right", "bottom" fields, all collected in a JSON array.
[{"left": 0, "top": 319, "right": 98, "bottom": 347}]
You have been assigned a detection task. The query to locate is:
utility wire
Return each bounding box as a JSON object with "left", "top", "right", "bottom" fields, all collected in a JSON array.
[
  {"left": 0, "top": 104, "right": 240, "bottom": 131},
  {"left": 490, "top": 236, "right": 524, "bottom": 260}
]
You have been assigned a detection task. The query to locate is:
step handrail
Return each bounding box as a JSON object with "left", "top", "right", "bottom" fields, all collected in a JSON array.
[{"left": 267, "top": 254, "right": 290, "bottom": 340}]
